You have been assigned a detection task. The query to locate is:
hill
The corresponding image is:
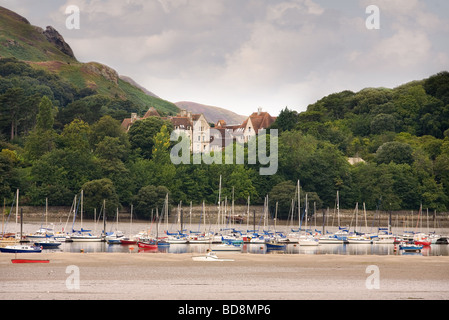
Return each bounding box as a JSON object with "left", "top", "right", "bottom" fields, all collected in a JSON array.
[
  {"left": 175, "top": 101, "right": 247, "bottom": 125},
  {"left": 0, "top": 6, "right": 178, "bottom": 117}
]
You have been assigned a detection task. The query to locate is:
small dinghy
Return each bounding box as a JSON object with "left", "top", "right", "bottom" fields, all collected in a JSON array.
[{"left": 192, "top": 251, "right": 234, "bottom": 262}]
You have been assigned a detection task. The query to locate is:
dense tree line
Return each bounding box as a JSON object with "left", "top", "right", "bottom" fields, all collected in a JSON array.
[{"left": 1, "top": 60, "right": 449, "bottom": 219}]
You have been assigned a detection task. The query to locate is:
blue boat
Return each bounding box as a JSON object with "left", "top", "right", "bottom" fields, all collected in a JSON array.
[
  {"left": 265, "top": 240, "right": 286, "bottom": 250},
  {"left": 399, "top": 242, "right": 423, "bottom": 252},
  {"left": 34, "top": 240, "right": 61, "bottom": 249},
  {"left": 0, "top": 245, "right": 42, "bottom": 253}
]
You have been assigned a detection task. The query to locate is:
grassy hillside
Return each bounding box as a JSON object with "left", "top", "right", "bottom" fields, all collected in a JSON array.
[
  {"left": 0, "top": 7, "right": 75, "bottom": 63},
  {"left": 0, "top": 6, "right": 178, "bottom": 116}
]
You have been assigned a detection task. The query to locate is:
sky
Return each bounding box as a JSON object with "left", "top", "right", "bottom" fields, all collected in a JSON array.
[{"left": 1, "top": 0, "right": 448, "bottom": 117}]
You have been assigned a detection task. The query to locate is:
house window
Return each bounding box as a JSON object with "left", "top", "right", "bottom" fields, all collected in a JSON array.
[
  {"left": 198, "top": 136, "right": 201, "bottom": 142},
  {"left": 248, "top": 127, "right": 251, "bottom": 132}
]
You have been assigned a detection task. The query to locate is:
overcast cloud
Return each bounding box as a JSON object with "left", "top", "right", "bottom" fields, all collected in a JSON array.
[{"left": 1, "top": 0, "right": 448, "bottom": 116}]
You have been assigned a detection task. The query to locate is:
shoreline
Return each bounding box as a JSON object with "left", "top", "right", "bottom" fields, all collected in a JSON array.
[{"left": 1, "top": 252, "right": 448, "bottom": 300}]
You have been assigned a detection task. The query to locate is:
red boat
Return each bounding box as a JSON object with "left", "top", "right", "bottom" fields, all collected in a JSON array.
[
  {"left": 414, "top": 234, "right": 431, "bottom": 246},
  {"left": 414, "top": 240, "right": 431, "bottom": 246},
  {"left": 11, "top": 259, "right": 50, "bottom": 264},
  {"left": 137, "top": 241, "right": 158, "bottom": 250},
  {"left": 120, "top": 238, "right": 138, "bottom": 245}
]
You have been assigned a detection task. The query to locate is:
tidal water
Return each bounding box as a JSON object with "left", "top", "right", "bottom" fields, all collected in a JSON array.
[
  {"left": 11, "top": 221, "right": 449, "bottom": 256},
  {"left": 54, "top": 241, "right": 449, "bottom": 256}
]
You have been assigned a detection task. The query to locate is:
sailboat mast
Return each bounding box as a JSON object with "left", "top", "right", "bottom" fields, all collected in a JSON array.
[
  {"left": 218, "top": 175, "right": 222, "bottom": 233},
  {"left": 45, "top": 197, "right": 48, "bottom": 231},
  {"left": 246, "top": 195, "right": 250, "bottom": 231},
  {"left": 130, "top": 204, "right": 133, "bottom": 236},
  {"left": 103, "top": 199, "right": 106, "bottom": 239},
  {"left": 305, "top": 193, "right": 308, "bottom": 232},
  {"left": 274, "top": 201, "right": 278, "bottom": 236},
  {"left": 15, "top": 189, "right": 19, "bottom": 227},
  {"left": 80, "top": 190, "right": 83, "bottom": 230},
  {"left": 363, "top": 202, "right": 368, "bottom": 234},
  {"left": 337, "top": 190, "right": 340, "bottom": 227},
  {"left": 297, "top": 180, "right": 300, "bottom": 230}
]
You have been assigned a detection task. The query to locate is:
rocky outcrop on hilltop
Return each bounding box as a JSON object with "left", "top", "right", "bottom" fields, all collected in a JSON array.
[{"left": 42, "top": 26, "right": 76, "bottom": 59}]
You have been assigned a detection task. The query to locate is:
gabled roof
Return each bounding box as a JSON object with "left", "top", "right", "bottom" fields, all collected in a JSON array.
[
  {"left": 121, "top": 118, "right": 132, "bottom": 130},
  {"left": 143, "top": 107, "right": 160, "bottom": 118},
  {"left": 171, "top": 116, "right": 193, "bottom": 129},
  {"left": 241, "top": 111, "right": 276, "bottom": 133}
]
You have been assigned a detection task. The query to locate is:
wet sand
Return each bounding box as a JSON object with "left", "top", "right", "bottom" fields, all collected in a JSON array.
[{"left": 1, "top": 252, "right": 448, "bottom": 300}]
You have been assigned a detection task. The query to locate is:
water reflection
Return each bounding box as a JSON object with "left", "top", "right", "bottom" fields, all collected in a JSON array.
[{"left": 44, "top": 241, "right": 449, "bottom": 256}]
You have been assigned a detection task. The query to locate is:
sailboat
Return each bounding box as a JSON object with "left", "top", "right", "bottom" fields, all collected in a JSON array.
[
  {"left": 210, "top": 177, "right": 242, "bottom": 252},
  {"left": 106, "top": 208, "right": 125, "bottom": 244},
  {"left": 0, "top": 190, "right": 42, "bottom": 253},
  {"left": 319, "top": 191, "right": 348, "bottom": 244},
  {"left": 68, "top": 191, "right": 102, "bottom": 242},
  {"left": 29, "top": 199, "right": 61, "bottom": 249},
  {"left": 188, "top": 201, "right": 212, "bottom": 244},
  {"left": 265, "top": 202, "right": 286, "bottom": 250},
  {"left": 298, "top": 194, "right": 319, "bottom": 246},
  {"left": 347, "top": 203, "right": 372, "bottom": 244},
  {"left": 120, "top": 205, "right": 140, "bottom": 244}
]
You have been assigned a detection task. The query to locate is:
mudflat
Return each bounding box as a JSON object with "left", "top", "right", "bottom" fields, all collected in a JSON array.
[{"left": 0, "top": 252, "right": 448, "bottom": 300}]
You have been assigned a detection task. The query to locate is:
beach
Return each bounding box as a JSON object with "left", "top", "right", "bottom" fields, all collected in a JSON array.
[{"left": 1, "top": 252, "right": 448, "bottom": 300}]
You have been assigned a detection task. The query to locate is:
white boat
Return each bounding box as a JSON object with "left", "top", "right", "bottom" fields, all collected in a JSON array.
[
  {"left": 298, "top": 235, "right": 320, "bottom": 246},
  {"left": 211, "top": 242, "right": 242, "bottom": 251},
  {"left": 106, "top": 208, "right": 125, "bottom": 244},
  {"left": 192, "top": 251, "right": 234, "bottom": 262},
  {"left": 318, "top": 233, "right": 345, "bottom": 244},
  {"left": 26, "top": 227, "right": 55, "bottom": 240},
  {"left": 347, "top": 236, "right": 372, "bottom": 244},
  {"left": 167, "top": 234, "right": 188, "bottom": 244},
  {"left": 105, "top": 231, "right": 125, "bottom": 243},
  {"left": 69, "top": 231, "right": 103, "bottom": 242},
  {"left": 68, "top": 191, "right": 102, "bottom": 242},
  {"left": 0, "top": 244, "right": 42, "bottom": 253},
  {"left": 188, "top": 234, "right": 213, "bottom": 244}
]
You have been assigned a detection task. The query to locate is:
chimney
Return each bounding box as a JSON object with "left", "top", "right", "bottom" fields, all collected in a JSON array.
[
  {"left": 258, "top": 107, "right": 262, "bottom": 115},
  {"left": 131, "top": 113, "right": 137, "bottom": 123}
]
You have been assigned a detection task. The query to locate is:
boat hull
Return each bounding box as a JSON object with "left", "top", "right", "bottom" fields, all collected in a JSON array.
[
  {"left": 137, "top": 242, "right": 158, "bottom": 250},
  {"left": 266, "top": 243, "right": 286, "bottom": 250},
  {"left": 211, "top": 244, "right": 242, "bottom": 251},
  {"left": 120, "top": 239, "right": 138, "bottom": 245},
  {"left": 0, "top": 246, "right": 42, "bottom": 253},
  {"left": 399, "top": 245, "right": 423, "bottom": 252},
  {"left": 414, "top": 240, "right": 431, "bottom": 246},
  {"left": 34, "top": 242, "right": 61, "bottom": 249},
  {"left": 11, "top": 259, "right": 49, "bottom": 264},
  {"left": 69, "top": 236, "right": 102, "bottom": 242}
]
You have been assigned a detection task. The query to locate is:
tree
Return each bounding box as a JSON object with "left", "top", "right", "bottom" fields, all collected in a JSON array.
[
  {"left": 375, "top": 141, "right": 414, "bottom": 165},
  {"left": 96, "top": 136, "right": 129, "bottom": 162},
  {"left": 24, "top": 96, "right": 56, "bottom": 160},
  {"left": 128, "top": 117, "right": 173, "bottom": 159},
  {"left": 268, "top": 181, "right": 297, "bottom": 219},
  {"left": 0, "top": 151, "right": 15, "bottom": 201},
  {"left": 270, "top": 107, "right": 298, "bottom": 132},
  {"left": 133, "top": 185, "right": 170, "bottom": 219},
  {"left": 0, "top": 87, "right": 26, "bottom": 141},
  {"left": 60, "top": 119, "right": 91, "bottom": 153},
  {"left": 81, "top": 178, "right": 120, "bottom": 218},
  {"left": 152, "top": 125, "right": 171, "bottom": 164},
  {"left": 36, "top": 96, "right": 55, "bottom": 130},
  {"left": 370, "top": 113, "right": 396, "bottom": 134},
  {"left": 90, "top": 115, "right": 129, "bottom": 147}
]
